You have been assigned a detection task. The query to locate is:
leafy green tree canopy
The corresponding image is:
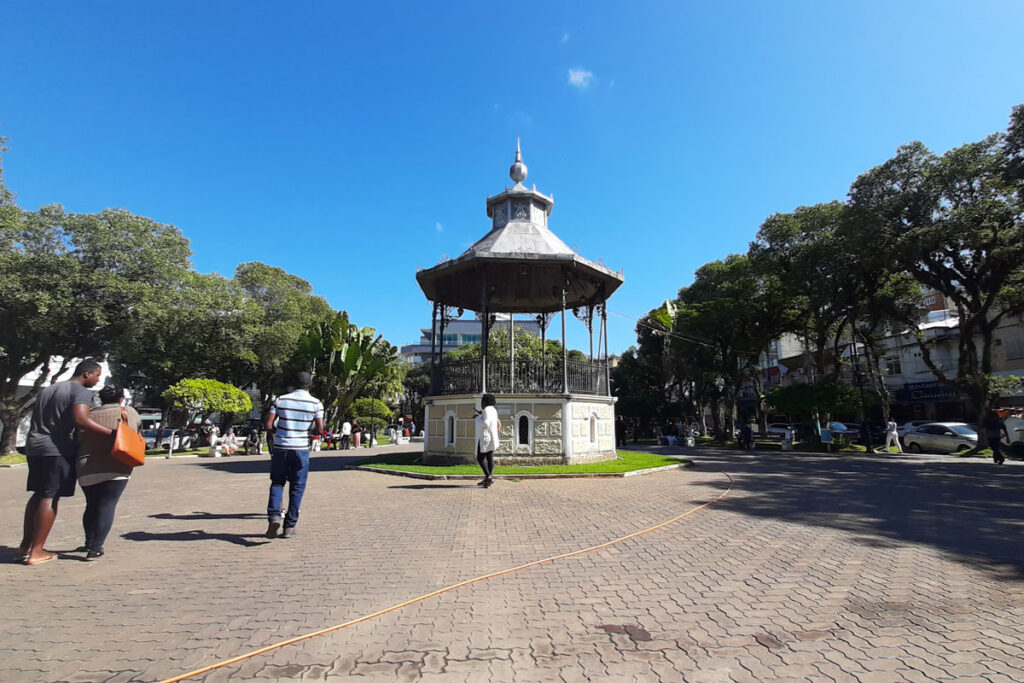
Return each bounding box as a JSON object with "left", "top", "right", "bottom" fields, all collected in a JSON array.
[
  {"left": 162, "top": 378, "right": 252, "bottom": 425},
  {"left": 351, "top": 397, "right": 392, "bottom": 421},
  {"left": 1, "top": 200, "right": 192, "bottom": 453}
]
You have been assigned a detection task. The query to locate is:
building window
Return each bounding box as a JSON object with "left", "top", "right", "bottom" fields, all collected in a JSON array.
[
  {"left": 445, "top": 413, "right": 456, "bottom": 446},
  {"left": 885, "top": 358, "right": 902, "bottom": 376},
  {"left": 514, "top": 412, "right": 534, "bottom": 452},
  {"left": 1006, "top": 338, "right": 1024, "bottom": 361}
]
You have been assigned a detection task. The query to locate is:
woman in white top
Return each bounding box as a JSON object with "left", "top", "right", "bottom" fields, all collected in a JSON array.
[
  {"left": 475, "top": 393, "right": 501, "bottom": 488},
  {"left": 885, "top": 419, "right": 902, "bottom": 453}
]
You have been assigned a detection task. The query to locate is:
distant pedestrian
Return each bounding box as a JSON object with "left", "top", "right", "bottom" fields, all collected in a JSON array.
[
  {"left": 475, "top": 393, "right": 501, "bottom": 488},
  {"left": 341, "top": 419, "right": 352, "bottom": 450},
  {"left": 859, "top": 421, "right": 873, "bottom": 453},
  {"left": 20, "top": 359, "right": 114, "bottom": 565},
  {"left": 983, "top": 411, "right": 1008, "bottom": 465},
  {"left": 76, "top": 385, "right": 141, "bottom": 561},
  {"left": 739, "top": 424, "right": 753, "bottom": 450},
  {"left": 352, "top": 419, "right": 362, "bottom": 449},
  {"left": 615, "top": 416, "right": 627, "bottom": 449},
  {"left": 264, "top": 372, "right": 324, "bottom": 539},
  {"left": 885, "top": 419, "right": 902, "bottom": 453},
  {"left": 244, "top": 428, "right": 262, "bottom": 455}
]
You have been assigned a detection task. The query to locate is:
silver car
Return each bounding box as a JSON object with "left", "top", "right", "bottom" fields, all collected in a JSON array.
[
  {"left": 902, "top": 422, "right": 978, "bottom": 454},
  {"left": 897, "top": 420, "right": 931, "bottom": 438}
]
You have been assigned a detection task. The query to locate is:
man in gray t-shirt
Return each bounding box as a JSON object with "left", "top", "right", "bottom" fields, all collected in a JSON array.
[{"left": 20, "top": 359, "right": 115, "bottom": 565}]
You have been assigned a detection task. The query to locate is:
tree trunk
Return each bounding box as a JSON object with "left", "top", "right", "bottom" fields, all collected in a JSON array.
[{"left": 0, "top": 405, "right": 24, "bottom": 456}]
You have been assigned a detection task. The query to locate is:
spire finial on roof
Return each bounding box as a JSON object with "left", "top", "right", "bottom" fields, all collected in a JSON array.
[{"left": 509, "top": 138, "right": 528, "bottom": 185}]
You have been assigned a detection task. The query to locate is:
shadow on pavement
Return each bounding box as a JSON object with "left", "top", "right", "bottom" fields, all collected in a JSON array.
[
  {"left": 150, "top": 512, "right": 264, "bottom": 520},
  {"left": 689, "top": 451, "right": 1024, "bottom": 576},
  {"left": 387, "top": 484, "right": 473, "bottom": 489},
  {"left": 122, "top": 530, "right": 270, "bottom": 547},
  {"left": 195, "top": 454, "right": 376, "bottom": 474}
]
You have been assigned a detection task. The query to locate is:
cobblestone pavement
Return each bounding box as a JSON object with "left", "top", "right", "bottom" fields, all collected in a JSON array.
[{"left": 1, "top": 447, "right": 1022, "bottom": 682}]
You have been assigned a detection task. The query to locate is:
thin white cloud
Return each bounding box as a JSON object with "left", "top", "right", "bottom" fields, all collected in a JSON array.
[
  {"left": 561, "top": 32, "right": 570, "bottom": 43},
  {"left": 568, "top": 68, "right": 594, "bottom": 89},
  {"left": 435, "top": 222, "right": 444, "bottom": 233}
]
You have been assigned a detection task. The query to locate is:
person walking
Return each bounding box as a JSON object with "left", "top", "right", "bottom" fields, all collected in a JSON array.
[
  {"left": 76, "top": 385, "right": 140, "bottom": 561},
  {"left": 475, "top": 393, "right": 501, "bottom": 488},
  {"left": 983, "top": 410, "right": 1008, "bottom": 465},
  {"left": 884, "top": 418, "right": 902, "bottom": 453},
  {"left": 19, "top": 359, "right": 114, "bottom": 565},
  {"left": 615, "top": 416, "right": 627, "bottom": 449},
  {"left": 264, "top": 372, "right": 324, "bottom": 539},
  {"left": 340, "top": 419, "right": 352, "bottom": 450}
]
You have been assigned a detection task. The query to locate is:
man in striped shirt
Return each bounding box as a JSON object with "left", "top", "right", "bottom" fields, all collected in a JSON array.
[{"left": 264, "top": 372, "right": 324, "bottom": 539}]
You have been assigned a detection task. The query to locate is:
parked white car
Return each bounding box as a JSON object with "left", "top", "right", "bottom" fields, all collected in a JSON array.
[
  {"left": 765, "top": 423, "right": 797, "bottom": 436},
  {"left": 902, "top": 422, "right": 978, "bottom": 454},
  {"left": 142, "top": 428, "right": 196, "bottom": 450},
  {"left": 897, "top": 420, "right": 931, "bottom": 438}
]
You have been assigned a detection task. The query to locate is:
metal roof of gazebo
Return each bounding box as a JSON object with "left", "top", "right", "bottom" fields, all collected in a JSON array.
[{"left": 416, "top": 142, "right": 623, "bottom": 314}]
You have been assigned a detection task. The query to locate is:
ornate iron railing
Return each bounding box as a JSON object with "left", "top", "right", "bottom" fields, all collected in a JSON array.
[{"left": 431, "top": 358, "right": 608, "bottom": 396}]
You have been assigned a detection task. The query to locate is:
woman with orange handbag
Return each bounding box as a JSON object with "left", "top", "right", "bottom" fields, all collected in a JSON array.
[{"left": 77, "top": 385, "right": 141, "bottom": 561}]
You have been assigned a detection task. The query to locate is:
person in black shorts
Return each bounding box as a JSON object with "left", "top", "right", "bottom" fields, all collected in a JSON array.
[{"left": 19, "top": 359, "right": 114, "bottom": 566}]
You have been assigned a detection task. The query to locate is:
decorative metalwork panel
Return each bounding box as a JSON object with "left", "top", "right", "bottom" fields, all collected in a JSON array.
[
  {"left": 512, "top": 200, "right": 530, "bottom": 221},
  {"left": 431, "top": 359, "right": 608, "bottom": 396}
]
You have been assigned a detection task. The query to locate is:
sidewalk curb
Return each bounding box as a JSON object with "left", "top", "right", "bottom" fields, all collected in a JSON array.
[{"left": 348, "top": 459, "right": 694, "bottom": 480}]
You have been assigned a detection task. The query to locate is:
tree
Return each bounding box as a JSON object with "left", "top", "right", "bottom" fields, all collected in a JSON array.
[
  {"left": 162, "top": 378, "right": 252, "bottom": 426},
  {"left": 352, "top": 397, "right": 392, "bottom": 420},
  {"left": 231, "top": 262, "right": 332, "bottom": 407},
  {"left": 849, "top": 107, "right": 1024, "bottom": 426},
  {"left": 110, "top": 271, "right": 261, "bottom": 404},
  {"left": 766, "top": 378, "right": 862, "bottom": 427},
  {"left": 672, "top": 254, "right": 793, "bottom": 435},
  {"left": 751, "top": 202, "right": 853, "bottom": 379},
  {"left": 1, "top": 200, "right": 191, "bottom": 454},
  {"left": 400, "top": 362, "right": 431, "bottom": 426},
  {"left": 446, "top": 325, "right": 585, "bottom": 364},
  {"left": 611, "top": 304, "right": 688, "bottom": 435},
  {"left": 296, "top": 311, "right": 402, "bottom": 428}
]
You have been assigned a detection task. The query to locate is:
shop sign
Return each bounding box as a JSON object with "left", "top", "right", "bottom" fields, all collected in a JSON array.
[{"left": 896, "top": 381, "right": 961, "bottom": 403}]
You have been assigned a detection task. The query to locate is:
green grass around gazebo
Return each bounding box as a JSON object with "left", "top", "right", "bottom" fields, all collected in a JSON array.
[{"left": 352, "top": 449, "right": 685, "bottom": 475}]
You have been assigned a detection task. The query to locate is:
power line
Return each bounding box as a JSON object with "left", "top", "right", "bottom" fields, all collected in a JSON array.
[{"left": 609, "top": 310, "right": 765, "bottom": 356}]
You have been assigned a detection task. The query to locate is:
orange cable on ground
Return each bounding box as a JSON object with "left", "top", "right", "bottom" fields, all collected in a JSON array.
[{"left": 160, "top": 472, "right": 733, "bottom": 683}]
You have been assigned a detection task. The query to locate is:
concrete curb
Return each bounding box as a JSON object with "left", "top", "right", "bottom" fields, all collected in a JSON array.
[{"left": 348, "top": 459, "right": 694, "bottom": 480}]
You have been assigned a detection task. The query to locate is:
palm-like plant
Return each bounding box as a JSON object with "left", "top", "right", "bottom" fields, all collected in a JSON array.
[{"left": 296, "top": 311, "right": 401, "bottom": 427}]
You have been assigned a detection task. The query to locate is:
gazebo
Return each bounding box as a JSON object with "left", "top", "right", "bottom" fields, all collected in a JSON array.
[{"left": 416, "top": 143, "right": 624, "bottom": 464}]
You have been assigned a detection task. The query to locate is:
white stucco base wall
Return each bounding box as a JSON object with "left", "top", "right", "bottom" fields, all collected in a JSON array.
[{"left": 424, "top": 393, "right": 617, "bottom": 465}]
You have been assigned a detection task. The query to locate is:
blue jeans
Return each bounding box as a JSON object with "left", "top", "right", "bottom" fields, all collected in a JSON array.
[{"left": 267, "top": 448, "right": 309, "bottom": 527}]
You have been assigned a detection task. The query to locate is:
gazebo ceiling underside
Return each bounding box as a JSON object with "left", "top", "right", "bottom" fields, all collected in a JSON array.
[{"left": 416, "top": 255, "right": 623, "bottom": 313}]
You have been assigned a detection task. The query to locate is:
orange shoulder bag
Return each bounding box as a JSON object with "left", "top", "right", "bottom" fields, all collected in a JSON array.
[{"left": 110, "top": 407, "right": 146, "bottom": 467}]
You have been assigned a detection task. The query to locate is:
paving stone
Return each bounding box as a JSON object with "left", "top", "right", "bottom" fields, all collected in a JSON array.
[{"left": 0, "top": 448, "right": 1021, "bottom": 681}]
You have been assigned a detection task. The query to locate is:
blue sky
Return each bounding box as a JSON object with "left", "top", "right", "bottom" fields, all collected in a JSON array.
[{"left": 2, "top": 1, "right": 1022, "bottom": 355}]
